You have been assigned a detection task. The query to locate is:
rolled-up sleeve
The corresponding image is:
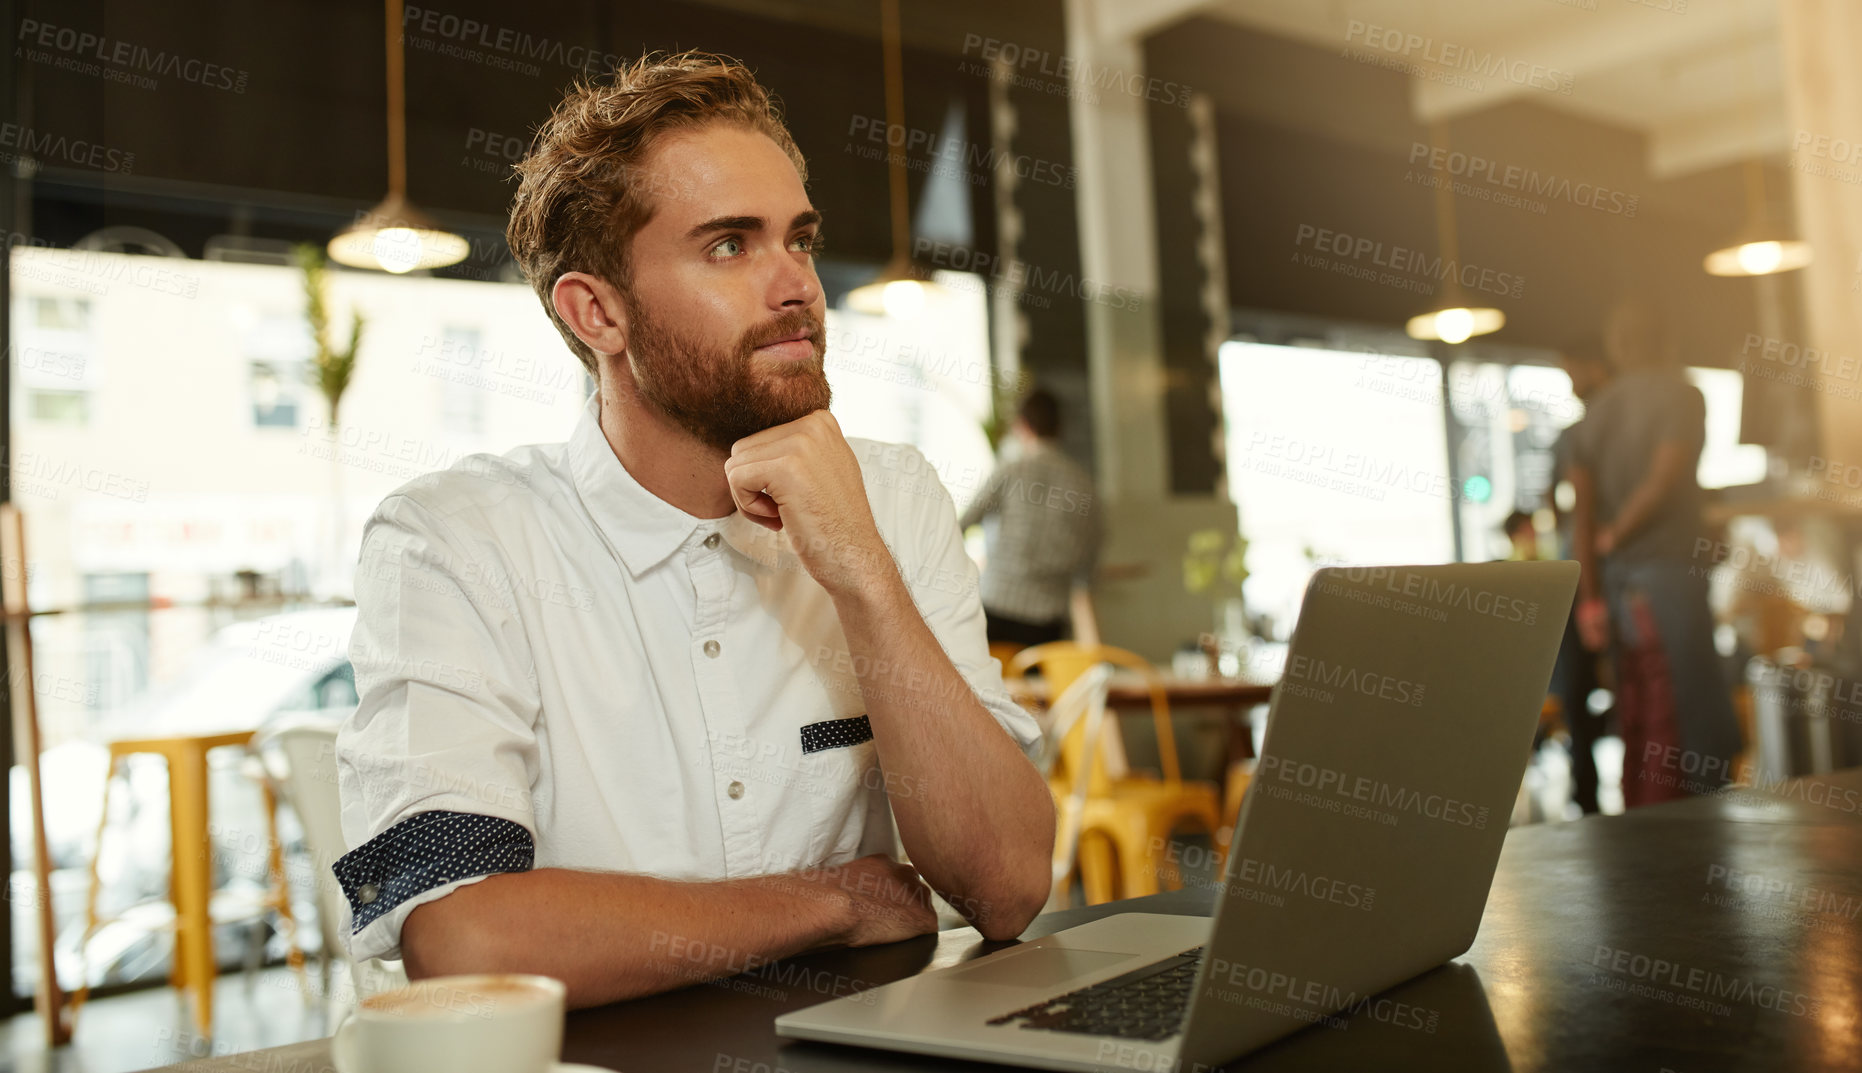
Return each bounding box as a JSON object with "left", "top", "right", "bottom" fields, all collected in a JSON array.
[
  {"left": 879, "top": 447, "right": 1042, "bottom": 757},
  {"left": 335, "top": 493, "right": 544, "bottom": 962}
]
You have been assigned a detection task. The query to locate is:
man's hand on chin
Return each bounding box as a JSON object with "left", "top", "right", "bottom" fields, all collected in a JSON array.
[{"left": 723, "top": 410, "right": 894, "bottom": 597}]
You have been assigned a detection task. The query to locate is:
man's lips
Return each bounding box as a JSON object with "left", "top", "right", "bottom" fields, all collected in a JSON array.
[{"left": 753, "top": 328, "right": 820, "bottom": 359}]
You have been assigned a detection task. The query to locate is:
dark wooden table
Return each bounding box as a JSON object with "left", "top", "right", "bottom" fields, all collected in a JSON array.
[{"left": 146, "top": 769, "right": 1862, "bottom": 1072}]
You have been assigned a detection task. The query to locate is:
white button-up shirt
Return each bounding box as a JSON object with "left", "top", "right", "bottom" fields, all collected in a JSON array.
[{"left": 335, "top": 397, "right": 1039, "bottom": 961}]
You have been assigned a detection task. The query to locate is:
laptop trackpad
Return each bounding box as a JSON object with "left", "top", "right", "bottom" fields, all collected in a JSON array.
[{"left": 943, "top": 947, "right": 1135, "bottom": 988}]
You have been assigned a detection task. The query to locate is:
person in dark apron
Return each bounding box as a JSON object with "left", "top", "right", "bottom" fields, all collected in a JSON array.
[{"left": 1570, "top": 300, "right": 1741, "bottom": 808}]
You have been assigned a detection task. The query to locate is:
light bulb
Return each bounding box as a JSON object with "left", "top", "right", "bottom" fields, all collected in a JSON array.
[
  {"left": 1435, "top": 307, "right": 1475, "bottom": 345},
  {"left": 1735, "top": 241, "right": 1784, "bottom": 275},
  {"left": 373, "top": 228, "right": 423, "bottom": 274},
  {"left": 882, "top": 278, "right": 926, "bottom": 319}
]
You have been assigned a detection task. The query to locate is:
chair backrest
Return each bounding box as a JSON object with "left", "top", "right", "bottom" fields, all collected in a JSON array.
[
  {"left": 1005, "top": 642, "right": 1183, "bottom": 793},
  {"left": 1041, "top": 664, "right": 1113, "bottom": 896},
  {"left": 251, "top": 718, "right": 348, "bottom": 960}
]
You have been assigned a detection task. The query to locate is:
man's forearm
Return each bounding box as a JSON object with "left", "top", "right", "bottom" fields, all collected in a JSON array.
[
  {"left": 1607, "top": 442, "right": 1691, "bottom": 550},
  {"left": 831, "top": 568, "right": 1056, "bottom": 941},
  {"left": 401, "top": 867, "right": 850, "bottom": 1008}
]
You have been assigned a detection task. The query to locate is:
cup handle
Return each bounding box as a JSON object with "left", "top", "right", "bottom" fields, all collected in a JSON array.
[{"left": 331, "top": 1010, "right": 360, "bottom": 1073}]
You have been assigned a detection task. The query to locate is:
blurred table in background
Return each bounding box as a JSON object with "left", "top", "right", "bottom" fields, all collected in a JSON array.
[{"left": 1007, "top": 671, "right": 1276, "bottom": 775}]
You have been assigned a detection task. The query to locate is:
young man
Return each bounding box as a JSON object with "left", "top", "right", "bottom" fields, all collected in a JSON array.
[{"left": 332, "top": 51, "right": 1055, "bottom": 1008}]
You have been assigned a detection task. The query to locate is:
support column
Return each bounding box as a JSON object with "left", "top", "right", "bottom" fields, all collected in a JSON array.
[
  {"left": 1063, "top": 0, "right": 1236, "bottom": 661},
  {"left": 1778, "top": 0, "right": 1862, "bottom": 463}
]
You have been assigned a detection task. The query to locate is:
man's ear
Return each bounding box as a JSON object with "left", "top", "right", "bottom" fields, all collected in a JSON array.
[{"left": 552, "top": 271, "right": 630, "bottom": 358}]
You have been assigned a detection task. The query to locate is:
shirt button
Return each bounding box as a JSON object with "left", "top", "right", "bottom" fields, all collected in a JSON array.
[
  {"left": 358, "top": 882, "right": 380, "bottom": 905},
  {"left": 704, "top": 639, "right": 722, "bottom": 658},
  {"left": 727, "top": 780, "right": 745, "bottom": 799},
  {"left": 704, "top": 533, "right": 721, "bottom": 550}
]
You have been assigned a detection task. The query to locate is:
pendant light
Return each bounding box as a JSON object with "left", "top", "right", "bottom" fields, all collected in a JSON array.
[
  {"left": 845, "top": 0, "right": 943, "bottom": 317},
  {"left": 328, "top": 0, "right": 469, "bottom": 274},
  {"left": 1702, "top": 157, "right": 1811, "bottom": 277},
  {"left": 1406, "top": 127, "right": 1504, "bottom": 345}
]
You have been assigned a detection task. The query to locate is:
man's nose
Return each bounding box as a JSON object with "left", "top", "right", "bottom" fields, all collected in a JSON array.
[{"left": 769, "top": 248, "right": 820, "bottom": 309}]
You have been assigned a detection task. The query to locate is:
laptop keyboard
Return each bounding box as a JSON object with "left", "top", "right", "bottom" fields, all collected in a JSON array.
[{"left": 985, "top": 947, "right": 1203, "bottom": 1042}]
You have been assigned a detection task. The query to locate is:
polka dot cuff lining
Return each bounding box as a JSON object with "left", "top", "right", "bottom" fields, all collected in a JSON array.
[
  {"left": 799, "top": 714, "right": 873, "bottom": 754},
  {"left": 333, "top": 811, "right": 534, "bottom": 934}
]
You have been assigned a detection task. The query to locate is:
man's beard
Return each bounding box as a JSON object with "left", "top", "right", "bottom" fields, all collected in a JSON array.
[{"left": 624, "top": 300, "right": 831, "bottom": 454}]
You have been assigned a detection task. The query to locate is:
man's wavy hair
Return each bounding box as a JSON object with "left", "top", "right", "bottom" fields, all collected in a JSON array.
[{"left": 507, "top": 50, "right": 808, "bottom": 379}]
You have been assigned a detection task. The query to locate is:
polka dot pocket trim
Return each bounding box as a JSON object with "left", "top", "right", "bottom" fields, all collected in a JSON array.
[{"left": 799, "top": 714, "right": 874, "bottom": 755}]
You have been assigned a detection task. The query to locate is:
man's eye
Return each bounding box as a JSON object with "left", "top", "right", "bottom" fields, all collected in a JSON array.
[
  {"left": 793, "top": 233, "right": 825, "bottom": 257},
  {"left": 711, "top": 237, "right": 744, "bottom": 258}
]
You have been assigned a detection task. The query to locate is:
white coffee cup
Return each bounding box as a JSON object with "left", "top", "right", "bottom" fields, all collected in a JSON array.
[{"left": 332, "top": 973, "right": 565, "bottom": 1073}]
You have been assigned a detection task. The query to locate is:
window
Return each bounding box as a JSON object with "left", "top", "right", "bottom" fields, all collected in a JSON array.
[
  {"left": 249, "top": 361, "right": 300, "bottom": 427},
  {"left": 438, "top": 327, "right": 488, "bottom": 437},
  {"left": 242, "top": 311, "right": 314, "bottom": 429},
  {"left": 27, "top": 390, "right": 89, "bottom": 424},
  {"left": 1219, "top": 341, "right": 1458, "bottom": 634},
  {"left": 1685, "top": 367, "right": 1767, "bottom": 489},
  {"left": 12, "top": 294, "right": 97, "bottom": 427},
  {"left": 8, "top": 244, "right": 589, "bottom": 996},
  {"left": 827, "top": 269, "right": 999, "bottom": 521}
]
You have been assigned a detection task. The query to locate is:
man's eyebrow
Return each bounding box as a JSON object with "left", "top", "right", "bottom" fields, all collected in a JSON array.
[
  {"left": 686, "top": 214, "right": 763, "bottom": 240},
  {"left": 685, "top": 210, "right": 823, "bottom": 240}
]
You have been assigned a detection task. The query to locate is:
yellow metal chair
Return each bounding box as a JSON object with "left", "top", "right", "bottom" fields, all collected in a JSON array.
[
  {"left": 988, "top": 641, "right": 1027, "bottom": 673},
  {"left": 1006, "top": 643, "right": 1224, "bottom": 905},
  {"left": 74, "top": 730, "right": 304, "bottom": 1036}
]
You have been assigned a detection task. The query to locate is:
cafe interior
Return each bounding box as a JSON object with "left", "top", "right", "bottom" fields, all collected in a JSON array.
[{"left": 3, "top": 0, "right": 1860, "bottom": 1069}]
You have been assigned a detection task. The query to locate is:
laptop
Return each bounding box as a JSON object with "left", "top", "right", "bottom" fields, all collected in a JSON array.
[{"left": 775, "top": 560, "right": 1578, "bottom": 1072}]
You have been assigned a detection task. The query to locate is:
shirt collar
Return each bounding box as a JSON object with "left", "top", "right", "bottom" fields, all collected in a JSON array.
[
  {"left": 567, "top": 397, "right": 703, "bottom": 577},
  {"left": 567, "top": 396, "right": 789, "bottom": 577}
]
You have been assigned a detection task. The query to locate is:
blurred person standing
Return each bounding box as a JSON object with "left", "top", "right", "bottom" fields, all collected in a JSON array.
[
  {"left": 1548, "top": 343, "right": 1614, "bottom": 814},
  {"left": 1570, "top": 302, "right": 1740, "bottom": 806},
  {"left": 959, "top": 389, "right": 1103, "bottom": 648},
  {"left": 1502, "top": 510, "right": 1540, "bottom": 561}
]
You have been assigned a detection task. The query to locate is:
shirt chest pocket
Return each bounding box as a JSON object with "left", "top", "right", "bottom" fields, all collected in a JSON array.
[{"left": 797, "top": 714, "right": 887, "bottom": 861}]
